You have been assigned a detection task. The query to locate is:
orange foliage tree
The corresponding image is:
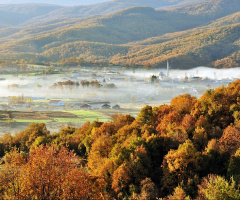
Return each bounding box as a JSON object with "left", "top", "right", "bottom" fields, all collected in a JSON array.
[{"left": 0, "top": 145, "right": 106, "bottom": 199}]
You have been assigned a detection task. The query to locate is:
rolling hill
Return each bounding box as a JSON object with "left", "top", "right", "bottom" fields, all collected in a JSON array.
[
  {"left": 0, "top": 0, "right": 239, "bottom": 69},
  {"left": 0, "top": 0, "right": 207, "bottom": 27},
  {"left": 38, "top": 23, "right": 240, "bottom": 69},
  {"left": 0, "top": 0, "right": 207, "bottom": 7},
  {"left": 1, "top": 0, "right": 239, "bottom": 49},
  {"left": 1, "top": 6, "right": 202, "bottom": 52},
  {"left": 0, "top": 4, "right": 62, "bottom": 26},
  {"left": 110, "top": 23, "right": 240, "bottom": 68},
  {"left": 209, "top": 11, "right": 240, "bottom": 27},
  {"left": 0, "top": 0, "right": 111, "bottom": 6}
]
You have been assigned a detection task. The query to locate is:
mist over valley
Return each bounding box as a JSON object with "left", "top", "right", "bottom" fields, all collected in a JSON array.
[{"left": 0, "top": 64, "right": 239, "bottom": 133}]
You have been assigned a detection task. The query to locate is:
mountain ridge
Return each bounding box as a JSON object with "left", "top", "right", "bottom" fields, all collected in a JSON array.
[
  {"left": 0, "top": 0, "right": 111, "bottom": 6},
  {"left": 0, "top": 0, "right": 208, "bottom": 27},
  {"left": 0, "top": 0, "right": 239, "bottom": 69}
]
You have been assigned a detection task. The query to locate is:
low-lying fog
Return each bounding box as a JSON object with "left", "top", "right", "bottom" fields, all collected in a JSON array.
[{"left": 0, "top": 66, "right": 239, "bottom": 107}]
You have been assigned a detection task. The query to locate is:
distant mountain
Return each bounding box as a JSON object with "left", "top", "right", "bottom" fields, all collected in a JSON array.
[
  {"left": 36, "top": 22, "right": 239, "bottom": 68},
  {"left": 0, "top": 0, "right": 239, "bottom": 69},
  {"left": 0, "top": 0, "right": 208, "bottom": 27},
  {"left": 117, "top": 0, "right": 208, "bottom": 8},
  {"left": 0, "top": 0, "right": 207, "bottom": 7},
  {"left": 0, "top": 0, "right": 111, "bottom": 6},
  {"left": 208, "top": 11, "right": 240, "bottom": 27},
  {"left": 0, "top": 4, "right": 62, "bottom": 26},
  {"left": 0, "top": 6, "right": 211, "bottom": 51},
  {"left": 169, "top": 0, "right": 240, "bottom": 17},
  {"left": 4, "top": 0, "right": 239, "bottom": 47},
  {"left": 109, "top": 23, "right": 240, "bottom": 68}
]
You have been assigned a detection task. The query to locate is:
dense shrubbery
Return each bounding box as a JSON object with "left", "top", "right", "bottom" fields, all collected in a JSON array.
[{"left": 0, "top": 79, "right": 240, "bottom": 199}]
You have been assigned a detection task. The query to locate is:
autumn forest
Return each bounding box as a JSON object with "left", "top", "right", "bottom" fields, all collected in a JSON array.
[
  {"left": 0, "top": 0, "right": 240, "bottom": 199},
  {"left": 0, "top": 79, "right": 239, "bottom": 199}
]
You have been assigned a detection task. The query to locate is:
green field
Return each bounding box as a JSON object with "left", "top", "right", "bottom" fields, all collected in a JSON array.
[
  {"left": 56, "top": 117, "right": 110, "bottom": 123},
  {"left": 66, "top": 110, "right": 111, "bottom": 122},
  {"left": 68, "top": 110, "right": 104, "bottom": 118},
  {"left": 6, "top": 108, "right": 141, "bottom": 124},
  {"left": 0, "top": 108, "right": 142, "bottom": 135},
  {"left": 14, "top": 119, "right": 53, "bottom": 123}
]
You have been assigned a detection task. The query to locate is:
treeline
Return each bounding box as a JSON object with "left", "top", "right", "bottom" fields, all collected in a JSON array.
[
  {"left": 50, "top": 79, "right": 102, "bottom": 89},
  {"left": 0, "top": 79, "right": 240, "bottom": 199}
]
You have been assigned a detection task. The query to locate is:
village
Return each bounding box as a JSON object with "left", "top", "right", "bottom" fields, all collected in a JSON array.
[
  {"left": 3, "top": 95, "right": 121, "bottom": 111},
  {"left": 0, "top": 64, "right": 239, "bottom": 134}
]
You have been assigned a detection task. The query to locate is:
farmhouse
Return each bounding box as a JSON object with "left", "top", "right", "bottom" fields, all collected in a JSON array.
[
  {"left": 89, "top": 101, "right": 110, "bottom": 109},
  {"left": 48, "top": 100, "right": 65, "bottom": 106},
  {"left": 80, "top": 104, "right": 92, "bottom": 110},
  {"left": 190, "top": 76, "right": 202, "bottom": 81},
  {"left": 112, "top": 104, "right": 120, "bottom": 110},
  {"left": 102, "top": 104, "right": 111, "bottom": 109}
]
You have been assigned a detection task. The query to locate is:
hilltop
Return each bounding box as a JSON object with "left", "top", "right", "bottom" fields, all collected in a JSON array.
[
  {"left": 0, "top": 0, "right": 207, "bottom": 27},
  {"left": 0, "top": 0, "right": 207, "bottom": 7},
  {"left": 0, "top": 0, "right": 110, "bottom": 6}
]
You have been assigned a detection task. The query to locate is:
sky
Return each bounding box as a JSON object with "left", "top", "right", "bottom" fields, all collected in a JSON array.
[{"left": 0, "top": 0, "right": 111, "bottom": 6}]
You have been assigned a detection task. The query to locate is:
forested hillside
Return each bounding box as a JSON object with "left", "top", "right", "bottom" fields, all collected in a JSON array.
[
  {"left": 1, "top": 79, "right": 240, "bottom": 199},
  {"left": 0, "top": 0, "right": 239, "bottom": 68},
  {"left": 1, "top": 6, "right": 214, "bottom": 47},
  {"left": 0, "top": 0, "right": 109, "bottom": 6},
  {"left": 40, "top": 22, "right": 240, "bottom": 68},
  {"left": 0, "top": 0, "right": 207, "bottom": 27},
  {"left": 0, "top": 0, "right": 207, "bottom": 8},
  {"left": 110, "top": 23, "right": 240, "bottom": 68},
  {"left": 0, "top": 4, "right": 63, "bottom": 27}
]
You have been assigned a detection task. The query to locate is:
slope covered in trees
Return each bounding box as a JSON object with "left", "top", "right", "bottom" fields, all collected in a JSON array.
[
  {"left": 0, "top": 0, "right": 110, "bottom": 6},
  {"left": 0, "top": 4, "right": 63, "bottom": 27},
  {"left": 0, "top": 0, "right": 205, "bottom": 7},
  {"left": 110, "top": 23, "right": 240, "bottom": 68},
  {"left": 6, "top": 0, "right": 240, "bottom": 45},
  {"left": 2, "top": 6, "right": 209, "bottom": 49},
  {"left": 0, "top": 0, "right": 239, "bottom": 68},
  {"left": 1, "top": 79, "right": 240, "bottom": 199},
  {"left": 39, "top": 23, "right": 240, "bottom": 68},
  {"left": 0, "top": 0, "right": 207, "bottom": 27}
]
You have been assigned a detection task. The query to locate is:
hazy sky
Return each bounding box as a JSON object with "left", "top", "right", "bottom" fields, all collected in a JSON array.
[{"left": 0, "top": 0, "right": 111, "bottom": 6}]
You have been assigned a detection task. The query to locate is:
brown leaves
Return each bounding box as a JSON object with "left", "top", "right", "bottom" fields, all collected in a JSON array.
[
  {"left": 112, "top": 163, "right": 131, "bottom": 193},
  {"left": 0, "top": 145, "right": 105, "bottom": 200},
  {"left": 21, "top": 145, "right": 77, "bottom": 199},
  {"left": 171, "top": 94, "right": 197, "bottom": 116},
  {"left": 219, "top": 124, "right": 240, "bottom": 154},
  {"left": 0, "top": 148, "right": 27, "bottom": 199}
]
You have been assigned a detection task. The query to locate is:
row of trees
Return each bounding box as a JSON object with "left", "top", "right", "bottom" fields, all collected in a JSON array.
[
  {"left": 0, "top": 79, "right": 240, "bottom": 199},
  {"left": 50, "top": 79, "right": 102, "bottom": 90}
]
